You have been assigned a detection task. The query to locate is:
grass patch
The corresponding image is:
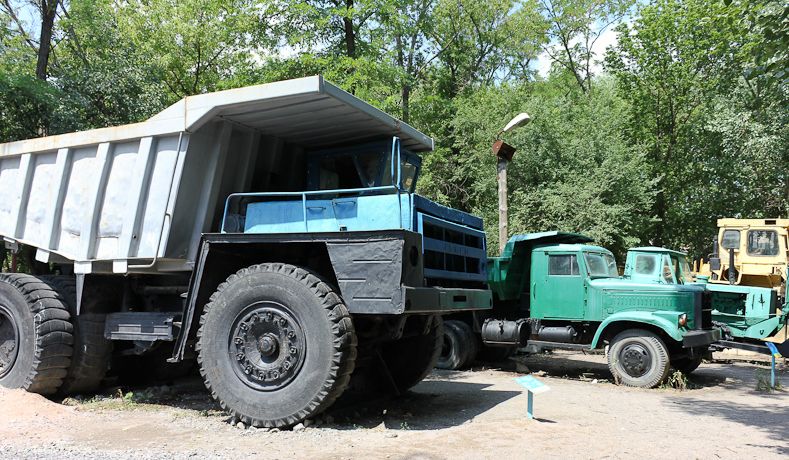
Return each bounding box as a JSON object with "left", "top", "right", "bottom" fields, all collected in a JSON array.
[
  {"left": 755, "top": 369, "right": 783, "bottom": 392},
  {"left": 661, "top": 370, "right": 700, "bottom": 390},
  {"left": 64, "top": 387, "right": 173, "bottom": 411}
]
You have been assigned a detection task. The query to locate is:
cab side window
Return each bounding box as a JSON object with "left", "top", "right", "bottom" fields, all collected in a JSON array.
[
  {"left": 661, "top": 257, "right": 675, "bottom": 284},
  {"left": 549, "top": 254, "right": 580, "bottom": 276}
]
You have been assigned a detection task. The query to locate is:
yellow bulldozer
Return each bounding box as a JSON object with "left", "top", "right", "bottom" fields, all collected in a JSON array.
[{"left": 697, "top": 218, "right": 788, "bottom": 300}]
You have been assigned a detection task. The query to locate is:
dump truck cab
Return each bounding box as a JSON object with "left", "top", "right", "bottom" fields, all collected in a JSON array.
[
  {"left": 626, "top": 247, "right": 789, "bottom": 355},
  {"left": 451, "top": 232, "right": 720, "bottom": 387}
]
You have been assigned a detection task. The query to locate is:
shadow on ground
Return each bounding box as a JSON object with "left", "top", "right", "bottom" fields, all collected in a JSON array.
[
  {"left": 325, "top": 376, "right": 521, "bottom": 430},
  {"left": 668, "top": 392, "right": 789, "bottom": 455},
  {"left": 63, "top": 371, "right": 521, "bottom": 431}
]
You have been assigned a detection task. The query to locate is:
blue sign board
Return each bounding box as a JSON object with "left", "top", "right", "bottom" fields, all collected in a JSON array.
[
  {"left": 515, "top": 375, "right": 550, "bottom": 394},
  {"left": 514, "top": 375, "right": 550, "bottom": 420}
]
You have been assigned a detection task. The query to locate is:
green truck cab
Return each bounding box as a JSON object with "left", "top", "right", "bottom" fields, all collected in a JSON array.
[
  {"left": 440, "top": 232, "right": 721, "bottom": 388},
  {"left": 625, "top": 247, "right": 789, "bottom": 355}
]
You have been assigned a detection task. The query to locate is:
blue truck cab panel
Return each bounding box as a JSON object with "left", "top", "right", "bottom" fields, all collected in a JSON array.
[{"left": 219, "top": 137, "right": 491, "bottom": 314}]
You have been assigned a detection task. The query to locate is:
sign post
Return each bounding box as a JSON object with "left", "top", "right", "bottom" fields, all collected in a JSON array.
[
  {"left": 765, "top": 342, "right": 782, "bottom": 389},
  {"left": 514, "top": 375, "right": 550, "bottom": 419}
]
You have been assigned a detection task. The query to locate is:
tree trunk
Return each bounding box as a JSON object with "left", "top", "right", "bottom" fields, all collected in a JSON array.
[
  {"left": 343, "top": 0, "right": 355, "bottom": 58},
  {"left": 401, "top": 84, "right": 410, "bottom": 124},
  {"left": 35, "top": 0, "right": 58, "bottom": 80}
]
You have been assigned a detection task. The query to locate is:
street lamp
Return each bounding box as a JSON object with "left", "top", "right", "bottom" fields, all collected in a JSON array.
[{"left": 493, "top": 112, "right": 531, "bottom": 254}]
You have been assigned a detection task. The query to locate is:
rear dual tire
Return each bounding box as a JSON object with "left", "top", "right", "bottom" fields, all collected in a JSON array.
[
  {"left": 0, "top": 274, "right": 73, "bottom": 395},
  {"left": 436, "top": 320, "right": 478, "bottom": 370}
]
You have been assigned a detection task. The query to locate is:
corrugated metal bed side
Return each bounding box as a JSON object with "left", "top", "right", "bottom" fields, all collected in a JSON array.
[{"left": 0, "top": 76, "right": 434, "bottom": 274}]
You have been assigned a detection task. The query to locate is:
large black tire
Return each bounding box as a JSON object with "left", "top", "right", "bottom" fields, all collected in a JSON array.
[
  {"left": 0, "top": 274, "right": 73, "bottom": 395},
  {"left": 41, "top": 276, "right": 112, "bottom": 395},
  {"left": 380, "top": 316, "right": 443, "bottom": 392},
  {"left": 436, "top": 320, "right": 478, "bottom": 370},
  {"left": 671, "top": 354, "right": 703, "bottom": 375},
  {"left": 607, "top": 329, "right": 670, "bottom": 388},
  {"left": 197, "top": 263, "right": 356, "bottom": 428}
]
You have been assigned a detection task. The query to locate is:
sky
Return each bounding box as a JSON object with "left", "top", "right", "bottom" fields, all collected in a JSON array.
[{"left": 533, "top": 20, "right": 623, "bottom": 78}]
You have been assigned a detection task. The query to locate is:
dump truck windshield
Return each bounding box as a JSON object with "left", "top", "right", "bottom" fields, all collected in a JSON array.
[
  {"left": 584, "top": 252, "right": 618, "bottom": 278},
  {"left": 309, "top": 140, "right": 420, "bottom": 192}
]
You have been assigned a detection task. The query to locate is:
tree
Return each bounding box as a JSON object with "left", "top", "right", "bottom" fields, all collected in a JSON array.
[
  {"left": 116, "top": 0, "right": 266, "bottom": 99},
  {"left": 0, "top": 0, "right": 65, "bottom": 80},
  {"left": 605, "top": 0, "right": 744, "bottom": 247},
  {"left": 538, "top": 0, "right": 632, "bottom": 93}
]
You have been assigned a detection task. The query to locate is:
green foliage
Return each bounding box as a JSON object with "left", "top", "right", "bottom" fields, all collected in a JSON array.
[
  {"left": 426, "top": 78, "right": 655, "bottom": 257},
  {"left": 605, "top": 0, "right": 788, "bottom": 255},
  {"left": 0, "top": 72, "right": 59, "bottom": 141}
]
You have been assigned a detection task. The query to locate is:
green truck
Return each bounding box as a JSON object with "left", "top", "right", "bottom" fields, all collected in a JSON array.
[
  {"left": 438, "top": 232, "right": 720, "bottom": 388},
  {"left": 624, "top": 247, "right": 789, "bottom": 355}
]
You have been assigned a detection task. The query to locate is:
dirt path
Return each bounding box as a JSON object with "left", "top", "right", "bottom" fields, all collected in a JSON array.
[{"left": 1, "top": 352, "right": 786, "bottom": 459}]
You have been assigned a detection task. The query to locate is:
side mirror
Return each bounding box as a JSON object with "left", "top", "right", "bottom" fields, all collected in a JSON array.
[{"left": 709, "top": 257, "right": 721, "bottom": 271}]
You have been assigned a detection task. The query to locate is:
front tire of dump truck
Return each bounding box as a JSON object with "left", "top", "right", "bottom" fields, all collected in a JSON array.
[
  {"left": 196, "top": 263, "right": 357, "bottom": 428},
  {"left": 0, "top": 274, "right": 73, "bottom": 395},
  {"left": 607, "top": 329, "right": 670, "bottom": 388}
]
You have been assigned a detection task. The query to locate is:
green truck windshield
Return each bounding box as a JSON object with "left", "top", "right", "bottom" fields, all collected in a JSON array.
[{"left": 584, "top": 252, "right": 618, "bottom": 278}]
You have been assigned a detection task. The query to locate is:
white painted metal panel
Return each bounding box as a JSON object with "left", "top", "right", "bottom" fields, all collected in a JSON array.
[
  {"left": 0, "top": 157, "right": 20, "bottom": 236},
  {"left": 95, "top": 141, "right": 143, "bottom": 260},
  {"left": 22, "top": 152, "right": 58, "bottom": 246}
]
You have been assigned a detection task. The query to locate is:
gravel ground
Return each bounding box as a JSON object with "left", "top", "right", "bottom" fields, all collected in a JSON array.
[{"left": 0, "top": 351, "right": 786, "bottom": 459}]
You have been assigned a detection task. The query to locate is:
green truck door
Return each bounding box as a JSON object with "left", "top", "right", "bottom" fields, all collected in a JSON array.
[{"left": 533, "top": 252, "right": 585, "bottom": 319}]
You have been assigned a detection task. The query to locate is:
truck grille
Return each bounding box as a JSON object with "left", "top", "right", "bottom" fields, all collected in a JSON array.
[
  {"left": 417, "top": 212, "right": 487, "bottom": 287},
  {"left": 700, "top": 291, "right": 713, "bottom": 329}
]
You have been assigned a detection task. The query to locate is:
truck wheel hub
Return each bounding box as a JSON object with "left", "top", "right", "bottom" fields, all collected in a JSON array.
[
  {"left": 229, "top": 302, "right": 306, "bottom": 391},
  {"left": 0, "top": 304, "right": 19, "bottom": 378},
  {"left": 620, "top": 343, "right": 651, "bottom": 377}
]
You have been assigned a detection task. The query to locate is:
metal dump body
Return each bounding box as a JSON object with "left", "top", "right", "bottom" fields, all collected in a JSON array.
[{"left": 0, "top": 76, "right": 433, "bottom": 274}]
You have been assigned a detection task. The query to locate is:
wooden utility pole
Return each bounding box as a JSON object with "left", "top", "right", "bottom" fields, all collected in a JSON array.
[
  {"left": 492, "top": 113, "right": 531, "bottom": 254},
  {"left": 493, "top": 140, "right": 516, "bottom": 255},
  {"left": 497, "top": 157, "right": 509, "bottom": 255}
]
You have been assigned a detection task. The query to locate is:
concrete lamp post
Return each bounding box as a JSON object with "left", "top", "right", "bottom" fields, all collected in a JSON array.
[{"left": 493, "top": 113, "right": 531, "bottom": 255}]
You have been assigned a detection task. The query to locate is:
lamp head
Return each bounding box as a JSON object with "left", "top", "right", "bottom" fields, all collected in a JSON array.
[{"left": 500, "top": 113, "right": 531, "bottom": 134}]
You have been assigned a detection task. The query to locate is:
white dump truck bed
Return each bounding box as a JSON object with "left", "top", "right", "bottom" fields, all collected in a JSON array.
[{"left": 0, "top": 76, "right": 433, "bottom": 274}]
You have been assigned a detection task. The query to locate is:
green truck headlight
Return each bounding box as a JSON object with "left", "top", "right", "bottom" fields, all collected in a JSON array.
[{"left": 678, "top": 314, "right": 688, "bottom": 327}]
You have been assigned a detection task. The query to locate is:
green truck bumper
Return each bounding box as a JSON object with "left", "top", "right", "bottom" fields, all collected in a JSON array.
[
  {"left": 682, "top": 329, "right": 721, "bottom": 348},
  {"left": 403, "top": 286, "right": 493, "bottom": 314}
]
